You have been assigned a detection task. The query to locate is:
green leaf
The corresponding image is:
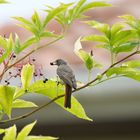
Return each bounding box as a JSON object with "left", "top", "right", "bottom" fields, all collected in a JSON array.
[
  {"left": 0, "top": 129, "right": 5, "bottom": 134},
  {"left": 82, "top": 35, "right": 109, "bottom": 43},
  {"left": 80, "top": 1, "right": 111, "bottom": 13},
  {"left": 67, "top": 0, "right": 111, "bottom": 25},
  {"left": 0, "top": 34, "right": 13, "bottom": 64},
  {"left": 106, "top": 67, "right": 129, "bottom": 77},
  {"left": 85, "top": 20, "right": 110, "bottom": 37},
  {"left": 119, "top": 15, "right": 138, "bottom": 29},
  {"left": 122, "top": 60, "right": 140, "bottom": 68},
  {"left": 0, "top": 51, "right": 9, "bottom": 64},
  {"left": 0, "top": 35, "right": 7, "bottom": 49},
  {"left": 0, "top": 0, "right": 9, "bottom": 4},
  {"left": 44, "top": 4, "right": 68, "bottom": 27},
  {"left": 75, "top": 37, "right": 102, "bottom": 70},
  {"left": 113, "top": 42, "right": 139, "bottom": 54},
  {"left": 120, "top": 15, "right": 140, "bottom": 37},
  {"left": 55, "top": 3, "right": 74, "bottom": 26},
  {"left": 120, "top": 15, "right": 136, "bottom": 22},
  {"left": 19, "top": 31, "right": 59, "bottom": 52},
  {"left": 13, "top": 16, "right": 33, "bottom": 28},
  {"left": 21, "top": 64, "right": 34, "bottom": 89},
  {"left": 111, "top": 23, "right": 124, "bottom": 36},
  {"left": 20, "top": 36, "right": 37, "bottom": 52},
  {"left": 74, "top": 37, "right": 93, "bottom": 70},
  {"left": 122, "top": 69, "right": 140, "bottom": 82},
  {"left": 14, "top": 88, "right": 25, "bottom": 99},
  {"left": 111, "top": 30, "right": 134, "bottom": 45},
  {"left": 25, "top": 136, "right": 58, "bottom": 140},
  {"left": 3, "top": 125, "right": 16, "bottom": 140},
  {"left": 69, "top": 0, "right": 86, "bottom": 19},
  {"left": 64, "top": 0, "right": 86, "bottom": 25},
  {"left": 79, "top": 50, "right": 93, "bottom": 70},
  {"left": 12, "top": 99, "right": 37, "bottom": 108},
  {"left": 5, "top": 33, "right": 13, "bottom": 50},
  {"left": 13, "top": 17, "right": 38, "bottom": 35},
  {"left": 1, "top": 122, "right": 58, "bottom": 140},
  {"left": 0, "top": 105, "right": 4, "bottom": 120},
  {"left": 92, "top": 59, "right": 102, "bottom": 68},
  {"left": 74, "top": 37, "right": 102, "bottom": 69},
  {"left": 97, "top": 73, "right": 103, "bottom": 81},
  {"left": 28, "top": 80, "right": 92, "bottom": 121},
  {"left": 14, "top": 34, "right": 21, "bottom": 54},
  {"left": 106, "top": 67, "right": 140, "bottom": 82},
  {"left": 31, "top": 10, "right": 42, "bottom": 30},
  {"left": 16, "top": 121, "right": 36, "bottom": 140},
  {"left": 95, "top": 44, "right": 109, "bottom": 49},
  {"left": 0, "top": 86, "right": 15, "bottom": 118},
  {"left": 40, "top": 31, "right": 59, "bottom": 38},
  {"left": 74, "top": 0, "right": 86, "bottom": 12}
]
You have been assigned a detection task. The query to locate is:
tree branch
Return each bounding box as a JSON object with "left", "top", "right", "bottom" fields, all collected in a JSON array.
[
  {"left": 0, "top": 50, "right": 139, "bottom": 125},
  {"left": 73, "top": 50, "right": 140, "bottom": 93},
  {"left": 0, "top": 94, "right": 64, "bottom": 124},
  {"left": 0, "top": 36, "right": 63, "bottom": 81}
]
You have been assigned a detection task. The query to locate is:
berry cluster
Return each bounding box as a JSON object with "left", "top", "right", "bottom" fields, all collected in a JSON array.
[{"left": 3, "top": 54, "right": 47, "bottom": 85}]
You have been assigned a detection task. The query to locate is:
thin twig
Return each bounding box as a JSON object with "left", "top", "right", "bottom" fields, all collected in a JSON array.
[
  {"left": 0, "top": 94, "right": 64, "bottom": 124},
  {"left": 73, "top": 50, "right": 140, "bottom": 93},
  {"left": 0, "top": 36, "right": 63, "bottom": 81},
  {"left": 0, "top": 50, "right": 139, "bottom": 124},
  {"left": 89, "top": 75, "right": 123, "bottom": 87}
]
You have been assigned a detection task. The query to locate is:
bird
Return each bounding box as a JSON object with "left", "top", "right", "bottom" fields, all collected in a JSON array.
[{"left": 50, "top": 59, "right": 77, "bottom": 108}]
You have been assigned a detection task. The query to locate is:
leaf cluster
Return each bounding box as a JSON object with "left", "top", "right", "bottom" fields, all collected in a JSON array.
[
  {"left": 82, "top": 20, "right": 138, "bottom": 54},
  {"left": 80, "top": 14, "right": 140, "bottom": 83},
  {"left": 0, "top": 121, "right": 58, "bottom": 140}
]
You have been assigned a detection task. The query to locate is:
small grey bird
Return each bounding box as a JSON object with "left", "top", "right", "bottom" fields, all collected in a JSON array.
[{"left": 50, "top": 59, "right": 77, "bottom": 108}]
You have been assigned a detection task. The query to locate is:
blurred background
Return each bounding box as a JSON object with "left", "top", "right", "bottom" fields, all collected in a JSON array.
[{"left": 0, "top": 0, "right": 140, "bottom": 140}]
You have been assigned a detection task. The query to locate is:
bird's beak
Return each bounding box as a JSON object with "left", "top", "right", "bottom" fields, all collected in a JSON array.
[{"left": 50, "top": 61, "right": 57, "bottom": 65}]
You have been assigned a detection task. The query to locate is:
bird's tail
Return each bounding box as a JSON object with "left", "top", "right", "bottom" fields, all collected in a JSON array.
[{"left": 64, "top": 84, "right": 72, "bottom": 108}]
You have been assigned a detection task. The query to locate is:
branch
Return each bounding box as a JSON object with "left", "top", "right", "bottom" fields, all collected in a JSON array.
[
  {"left": 89, "top": 75, "right": 123, "bottom": 87},
  {"left": 9, "top": 36, "right": 63, "bottom": 69},
  {"left": 73, "top": 50, "right": 140, "bottom": 93},
  {"left": 0, "top": 50, "right": 139, "bottom": 124},
  {"left": 0, "top": 36, "right": 63, "bottom": 80},
  {"left": 0, "top": 94, "right": 64, "bottom": 124}
]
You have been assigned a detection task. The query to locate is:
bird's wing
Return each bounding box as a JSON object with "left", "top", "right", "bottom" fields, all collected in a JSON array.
[{"left": 57, "top": 65, "right": 75, "bottom": 87}]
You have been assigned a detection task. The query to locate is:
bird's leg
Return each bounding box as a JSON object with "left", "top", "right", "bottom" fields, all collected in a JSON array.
[
  {"left": 56, "top": 77, "right": 64, "bottom": 97},
  {"left": 57, "top": 76, "right": 60, "bottom": 86},
  {"left": 56, "top": 76, "right": 59, "bottom": 97}
]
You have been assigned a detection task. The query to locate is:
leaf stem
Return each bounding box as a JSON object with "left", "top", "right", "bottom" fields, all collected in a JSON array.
[
  {"left": 87, "top": 70, "right": 91, "bottom": 82},
  {"left": 111, "top": 52, "right": 114, "bottom": 65},
  {"left": 136, "top": 38, "right": 140, "bottom": 51}
]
